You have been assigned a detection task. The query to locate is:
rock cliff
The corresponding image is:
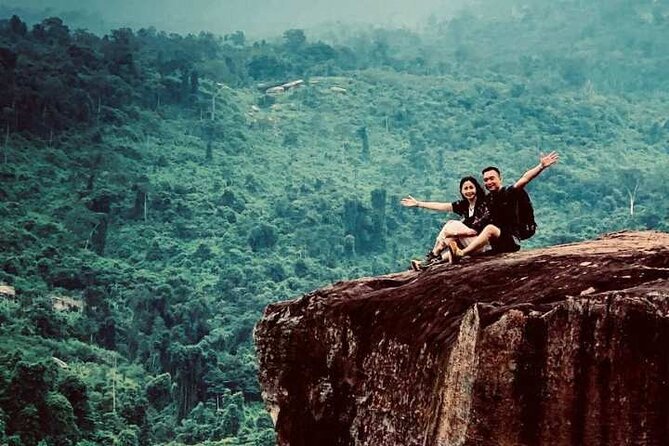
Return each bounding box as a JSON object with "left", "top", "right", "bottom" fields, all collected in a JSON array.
[{"left": 255, "top": 231, "right": 669, "bottom": 445}]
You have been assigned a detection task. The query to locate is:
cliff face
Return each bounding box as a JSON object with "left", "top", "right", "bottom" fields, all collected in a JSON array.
[{"left": 254, "top": 231, "right": 669, "bottom": 446}]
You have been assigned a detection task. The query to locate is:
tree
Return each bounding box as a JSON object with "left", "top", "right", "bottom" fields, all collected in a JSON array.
[
  {"left": 119, "top": 389, "right": 148, "bottom": 429},
  {"left": 370, "top": 38, "right": 390, "bottom": 65},
  {"left": 225, "top": 31, "right": 245, "bottom": 46},
  {"left": 26, "top": 297, "right": 65, "bottom": 338},
  {"left": 0, "top": 47, "right": 17, "bottom": 71},
  {"left": 41, "top": 17, "right": 70, "bottom": 46},
  {"left": 370, "top": 188, "right": 387, "bottom": 250},
  {"left": 6, "top": 361, "right": 54, "bottom": 445},
  {"left": 248, "top": 223, "right": 279, "bottom": 251},
  {"left": 190, "top": 70, "right": 199, "bottom": 94},
  {"left": 8, "top": 15, "right": 27, "bottom": 36},
  {"left": 342, "top": 199, "right": 377, "bottom": 254},
  {"left": 616, "top": 168, "right": 642, "bottom": 217},
  {"left": 45, "top": 391, "right": 79, "bottom": 445},
  {"left": 283, "top": 29, "right": 306, "bottom": 51},
  {"left": 58, "top": 374, "right": 94, "bottom": 432},
  {"left": 247, "top": 55, "right": 287, "bottom": 80},
  {"left": 104, "top": 28, "right": 136, "bottom": 75},
  {"left": 117, "top": 427, "right": 139, "bottom": 446},
  {"left": 10, "top": 405, "right": 42, "bottom": 446},
  {"left": 146, "top": 373, "right": 172, "bottom": 410},
  {"left": 169, "top": 343, "right": 211, "bottom": 420},
  {"left": 220, "top": 399, "right": 242, "bottom": 436},
  {"left": 303, "top": 42, "right": 336, "bottom": 63},
  {"left": 356, "top": 126, "right": 370, "bottom": 162}
]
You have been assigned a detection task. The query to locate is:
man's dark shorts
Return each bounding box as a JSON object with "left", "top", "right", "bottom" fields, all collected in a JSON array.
[{"left": 491, "top": 228, "right": 520, "bottom": 253}]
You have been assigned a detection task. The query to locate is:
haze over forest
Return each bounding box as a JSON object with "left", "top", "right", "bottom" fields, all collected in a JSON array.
[{"left": 0, "top": 0, "right": 473, "bottom": 36}]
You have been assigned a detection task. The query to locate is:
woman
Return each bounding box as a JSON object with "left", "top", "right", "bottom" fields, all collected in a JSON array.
[{"left": 401, "top": 176, "right": 491, "bottom": 269}]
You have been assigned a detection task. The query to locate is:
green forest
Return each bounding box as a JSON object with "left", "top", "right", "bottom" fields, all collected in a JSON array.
[{"left": 0, "top": 0, "right": 667, "bottom": 444}]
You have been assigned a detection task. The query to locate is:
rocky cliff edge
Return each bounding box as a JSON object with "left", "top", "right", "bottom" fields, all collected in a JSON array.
[{"left": 255, "top": 231, "right": 669, "bottom": 446}]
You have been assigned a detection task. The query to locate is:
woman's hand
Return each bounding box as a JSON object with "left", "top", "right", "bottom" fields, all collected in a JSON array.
[
  {"left": 400, "top": 195, "right": 419, "bottom": 207},
  {"left": 463, "top": 227, "right": 477, "bottom": 236}
]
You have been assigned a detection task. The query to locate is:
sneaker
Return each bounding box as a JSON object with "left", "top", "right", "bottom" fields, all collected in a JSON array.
[
  {"left": 410, "top": 256, "right": 440, "bottom": 271},
  {"left": 423, "top": 256, "right": 441, "bottom": 268},
  {"left": 418, "top": 250, "right": 440, "bottom": 268}
]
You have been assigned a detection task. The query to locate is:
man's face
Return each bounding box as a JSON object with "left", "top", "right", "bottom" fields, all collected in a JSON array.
[{"left": 483, "top": 170, "right": 502, "bottom": 191}]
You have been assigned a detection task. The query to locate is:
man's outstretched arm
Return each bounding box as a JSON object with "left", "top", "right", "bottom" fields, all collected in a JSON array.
[
  {"left": 400, "top": 195, "right": 453, "bottom": 212},
  {"left": 513, "top": 151, "right": 559, "bottom": 189}
]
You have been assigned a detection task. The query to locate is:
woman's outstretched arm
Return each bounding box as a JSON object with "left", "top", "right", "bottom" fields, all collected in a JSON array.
[{"left": 401, "top": 195, "right": 454, "bottom": 212}]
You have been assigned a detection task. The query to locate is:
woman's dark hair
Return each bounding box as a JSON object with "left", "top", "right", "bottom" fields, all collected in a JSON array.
[{"left": 459, "top": 176, "right": 486, "bottom": 202}]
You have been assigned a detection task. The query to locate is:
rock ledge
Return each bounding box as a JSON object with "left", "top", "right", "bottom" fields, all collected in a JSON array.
[{"left": 255, "top": 231, "right": 669, "bottom": 446}]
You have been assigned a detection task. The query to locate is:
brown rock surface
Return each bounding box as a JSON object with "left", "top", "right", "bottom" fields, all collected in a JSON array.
[{"left": 254, "top": 231, "right": 669, "bottom": 445}]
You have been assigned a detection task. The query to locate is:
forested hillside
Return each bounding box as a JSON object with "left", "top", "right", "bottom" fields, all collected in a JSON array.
[{"left": 0, "top": 0, "right": 667, "bottom": 444}]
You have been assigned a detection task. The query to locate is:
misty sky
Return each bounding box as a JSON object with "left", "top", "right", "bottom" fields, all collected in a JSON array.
[{"left": 0, "top": 0, "right": 472, "bottom": 37}]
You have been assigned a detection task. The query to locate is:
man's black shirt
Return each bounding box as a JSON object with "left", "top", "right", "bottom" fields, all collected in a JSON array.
[{"left": 485, "top": 186, "right": 521, "bottom": 252}]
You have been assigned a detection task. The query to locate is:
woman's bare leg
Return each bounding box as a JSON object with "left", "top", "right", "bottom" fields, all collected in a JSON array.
[
  {"left": 433, "top": 220, "right": 473, "bottom": 255},
  {"left": 441, "top": 220, "right": 474, "bottom": 238}
]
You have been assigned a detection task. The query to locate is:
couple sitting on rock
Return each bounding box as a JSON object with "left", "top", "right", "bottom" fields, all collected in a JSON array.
[{"left": 401, "top": 152, "right": 559, "bottom": 269}]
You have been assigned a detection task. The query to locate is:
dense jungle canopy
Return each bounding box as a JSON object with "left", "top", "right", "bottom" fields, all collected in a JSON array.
[{"left": 0, "top": 0, "right": 667, "bottom": 444}]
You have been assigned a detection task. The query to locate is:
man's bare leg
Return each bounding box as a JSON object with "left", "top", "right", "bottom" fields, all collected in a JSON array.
[{"left": 449, "top": 224, "right": 500, "bottom": 260}]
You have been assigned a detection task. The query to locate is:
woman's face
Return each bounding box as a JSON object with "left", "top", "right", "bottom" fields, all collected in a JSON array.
[{"left": 461, "top": 181, "right": 477, "bottom": 200}]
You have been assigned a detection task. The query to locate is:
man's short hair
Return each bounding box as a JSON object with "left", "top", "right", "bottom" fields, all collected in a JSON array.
[{"left": 482, "top": 166, "right": 501, "bottom": 177}]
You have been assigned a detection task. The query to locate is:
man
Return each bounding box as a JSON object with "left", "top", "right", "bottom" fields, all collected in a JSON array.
[{"left": 448, "top": 151, "right": 559, "bottom": 261}]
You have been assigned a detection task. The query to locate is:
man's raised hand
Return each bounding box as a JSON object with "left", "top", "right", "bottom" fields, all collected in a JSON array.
[{"left": 540, "top": 151, "right": 559, "bottom": 168}]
